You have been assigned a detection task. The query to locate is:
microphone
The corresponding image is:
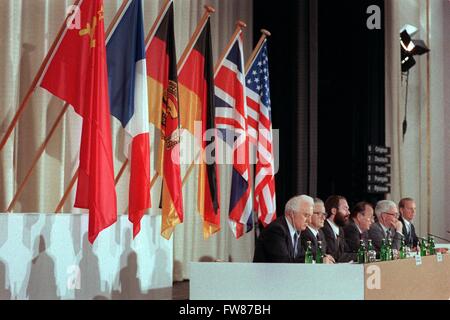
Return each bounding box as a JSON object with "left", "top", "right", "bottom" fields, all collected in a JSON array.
[{"left": 427, "top": 233, "right": 450, "bottom": 243}]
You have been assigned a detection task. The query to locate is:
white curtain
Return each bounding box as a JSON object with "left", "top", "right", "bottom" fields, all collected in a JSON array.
[
  {"left": 385, "top": 0, "right": 450, "bottom": 240},
  {"left": 0, "top": 0, "right": 254, "bottom": 283}
]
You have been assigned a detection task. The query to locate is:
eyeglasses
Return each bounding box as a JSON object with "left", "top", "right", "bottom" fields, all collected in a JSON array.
[{"left": 383, "top": 211, "right": 399, "bottom": 218}]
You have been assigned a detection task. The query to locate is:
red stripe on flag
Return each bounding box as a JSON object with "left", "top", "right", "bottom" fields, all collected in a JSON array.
[{"left": 129, "top": 132, "right": 151, "bottom": 237}]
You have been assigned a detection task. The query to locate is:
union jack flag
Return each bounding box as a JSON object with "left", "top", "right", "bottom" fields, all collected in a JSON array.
[
  {"left": 214, "top": 31, "right": 253, "bottom": 238},
  {"left": 245, "top": 41, "right": 276, "bottom": 227}
]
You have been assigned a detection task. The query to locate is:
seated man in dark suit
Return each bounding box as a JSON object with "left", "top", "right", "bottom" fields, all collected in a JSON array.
[
  {"left": 300, "top": 198, "right": 335, "bottom": 263},
  {"left": 344, "top": 201, "right": 374, "bottom": 255},
  {"left": 253, "top": 195, "right": 314, "bottom": 263},
  {"left": 368, "top": 200, "right": 403, "bottom": 254},
  {"left": 398, "top": 197, "right": 419, "bottom": 249},
  {"left": 322, "top": 195, "right": 354, "bottom": 262}
]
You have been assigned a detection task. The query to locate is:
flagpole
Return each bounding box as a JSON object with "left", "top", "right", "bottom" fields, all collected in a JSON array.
[
  {"left": 52, "top": 0, "right": 132, "bottom": 214},
  {"left": 180, "top": 20, "right": 247, "bottom": 187},
  {"left": 214, "top": 21, "right": 246, "bottom": 77},
  {"left": 54, "top": 169, "right": 79, "bottom": 213},
  {"left": 244, "top": 29, "right": 271, "bottom": 73},
  {"left": 144, "top": 0, "right": 172, "bottom": 46},
  {"left": 244, "top": 29, "right": 271, "bottom": 240},
  {"left": 113, "top": 0, "right": 173, "bottom": 187},
  {"left": 105, "top": 0, "right": 132, "bottom": 39},
  {"left": 115, "top": 4, "right": 219, "bottom": 202},
  {"left": 177, "top": 5, "right": 215, "bottom": 71},
  {"left": 0, "top": 0, "right": 83, "bottom": 154},
  {"left": 116, "top": 4, "right": 216, "bottom": 190},
  {"left": 5, "top": 103, "right": 70, "bottom": 212}
]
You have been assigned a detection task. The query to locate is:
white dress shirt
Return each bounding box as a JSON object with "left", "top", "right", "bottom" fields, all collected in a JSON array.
[{"left": 327, "top": 219, "right": 340, "bottom": 238}]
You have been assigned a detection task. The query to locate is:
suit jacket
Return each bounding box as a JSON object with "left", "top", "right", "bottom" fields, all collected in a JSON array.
[
  {"left": 367, "top": 222, "right": 402, "bottom": 253},
  {"left": 253, "top": 216, "right": 305, "bottom": 263},
  {"left": 300, "top": 227, "right": 327, "bottom": 261},
  {"left": 322, "top": 220, "right": 355, "bottom": 262},
  {"left": 399, "top": 216, "right": 419, "bottom": 248},
  {"left": 343, "top": 220, "right": 368, "bottom": 254}
]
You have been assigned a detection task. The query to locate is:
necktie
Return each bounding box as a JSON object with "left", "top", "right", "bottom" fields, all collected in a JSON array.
[
  {"left": 293, "top": 233, "right": 299, "bottom": 258},
  {"left": 406, "top": 222, "right": 411, "bottom": 235},
  {"left": 336, "top": 233, "right": 340, "bottom": 250},
  {"left": 386, "top": 229, "right": 391, "bottom": 239},
  {"left": 316, "top": 232, "right": 321, "bottom": 242}
]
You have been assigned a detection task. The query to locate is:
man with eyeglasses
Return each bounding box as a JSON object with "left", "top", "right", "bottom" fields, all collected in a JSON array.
[
  {"left": 398, "top": 197, "right": 419, "bottom": 249},
  {"left": 322, "top": 195, "right": 354, "bottom": 262},
  {"left": 300, "top": 198, "right": 335, "bottom": 263},
  {"left": 343, "top": 201, "right": 374, "bottom": 255},
  {"left": 253, "top": 195, "right": 314, "bottom": 263},
  {"left": 368, "top": 200, "right": 404, "bottom": 254}
]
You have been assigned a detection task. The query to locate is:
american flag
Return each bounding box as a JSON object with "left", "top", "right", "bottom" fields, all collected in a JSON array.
[
  {"left": 245, "top": 41, "right": 276, "bottom": 227},
  {"left": 214, "top": 32, "right": 253, "bottom": 238}
]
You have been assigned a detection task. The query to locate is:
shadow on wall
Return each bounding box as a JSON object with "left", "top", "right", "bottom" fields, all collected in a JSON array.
[
  {"left": 0, "top": 259, "right": 11, "bottom": 299},
  {"left": 111, "top": 229, "right": 141, "bottom": 299},
  {"left": 112, "top": 251, "right": 141, "bottom": 299},
  {"left": 151, "top": 247, "right": 170, "bottom": 287},
  {"left": 110, "top": 228, "right": 173, "bottom": 300},
  {"left": 146, "top": 247, "right": 172, "bottom": 299},
  {"left": 26, "top": 235, "right": 58, "bottom": 300},
  {"left": 76, "top": 232, "right": 104, "bottom": 300}
]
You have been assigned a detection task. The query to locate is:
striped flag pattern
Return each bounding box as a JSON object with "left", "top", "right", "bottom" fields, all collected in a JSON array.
[
  {"left": 146, "top": 1, "right": 184, "bottom": 239},
  {"left": 214, "top": 32, "right": 253, "bottom": 238},
  {"left": 178, "top": 19, "right": 221, "bottom": 239},
  {"left": 245, "top": 41, "right": 276, "bottom": 226},
  {"left": 106, "top": 0, "right": 150, "bottom": 237}
]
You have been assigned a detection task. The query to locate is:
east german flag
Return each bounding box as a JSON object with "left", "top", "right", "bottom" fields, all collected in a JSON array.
[
  {"left": 178, "top": 18, "right": 220, "bottom": 239},
  {"left": 146, "top": 1, "right": 184, "bottom": 239}
]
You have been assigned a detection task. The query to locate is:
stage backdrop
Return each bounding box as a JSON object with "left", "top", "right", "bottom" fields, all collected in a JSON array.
[{"left": 0, "top": 0, "right": 254, "bottom": 288}]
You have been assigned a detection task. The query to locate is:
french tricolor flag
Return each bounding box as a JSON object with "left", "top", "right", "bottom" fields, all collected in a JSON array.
[{"left": 107, "top": 0, "right": 150, "bottom": 238}]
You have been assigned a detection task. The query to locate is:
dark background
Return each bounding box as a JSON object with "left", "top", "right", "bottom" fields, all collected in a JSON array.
[{"left": 253, "top": 0, "right": 386, "bottom": 215}]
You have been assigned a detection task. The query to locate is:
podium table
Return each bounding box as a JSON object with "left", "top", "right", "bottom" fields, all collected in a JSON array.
[{"left": 190, "top": 254, "right": 449, "bottom": 300}]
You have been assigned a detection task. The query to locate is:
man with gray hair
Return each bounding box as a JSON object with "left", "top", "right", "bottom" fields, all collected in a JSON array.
[
  {"left": 253, "top": 195, "right": 314, "bottom": 263},
  {"left": 368, "top": 200, "right": 404, "bottom": 254}
]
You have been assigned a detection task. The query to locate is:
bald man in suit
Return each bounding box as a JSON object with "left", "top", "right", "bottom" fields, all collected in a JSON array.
[{"left": 254, "top": 195, "right": 314, "bottom": 263}]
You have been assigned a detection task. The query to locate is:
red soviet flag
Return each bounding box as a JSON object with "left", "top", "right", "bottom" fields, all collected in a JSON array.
[{"left": 40, "top": 0, "right": 117, "bottom": 243}]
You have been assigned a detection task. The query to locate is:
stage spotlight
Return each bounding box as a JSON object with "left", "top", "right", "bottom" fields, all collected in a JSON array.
[
  {"left": 399, "top": 26, "right": 430, "bottom": 140},
  {"left": 411, "top": 39, "right": 430, "bottom": 56},
  {"left": 400, "top": 24, "right": 418, "bottom": 37},
  {"left": 399, "top": 28, "right": 429, "bottom": 73},
  {"left": 400, "top": 30, "right": 414, "bottom": 52},
  {"left": 401, "top": 53, "right": 416, "bottom": 73}
]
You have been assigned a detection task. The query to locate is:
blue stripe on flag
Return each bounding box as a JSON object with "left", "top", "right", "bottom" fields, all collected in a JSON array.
[
  {"left": 107, "top": 0, "right": 146, "bottom": 127},
  {"left": 226, "top": 41, "right": 243, "bottom": 74},
  {"left": 228, "top": 168, "right": 248, "bottom": 211}
]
